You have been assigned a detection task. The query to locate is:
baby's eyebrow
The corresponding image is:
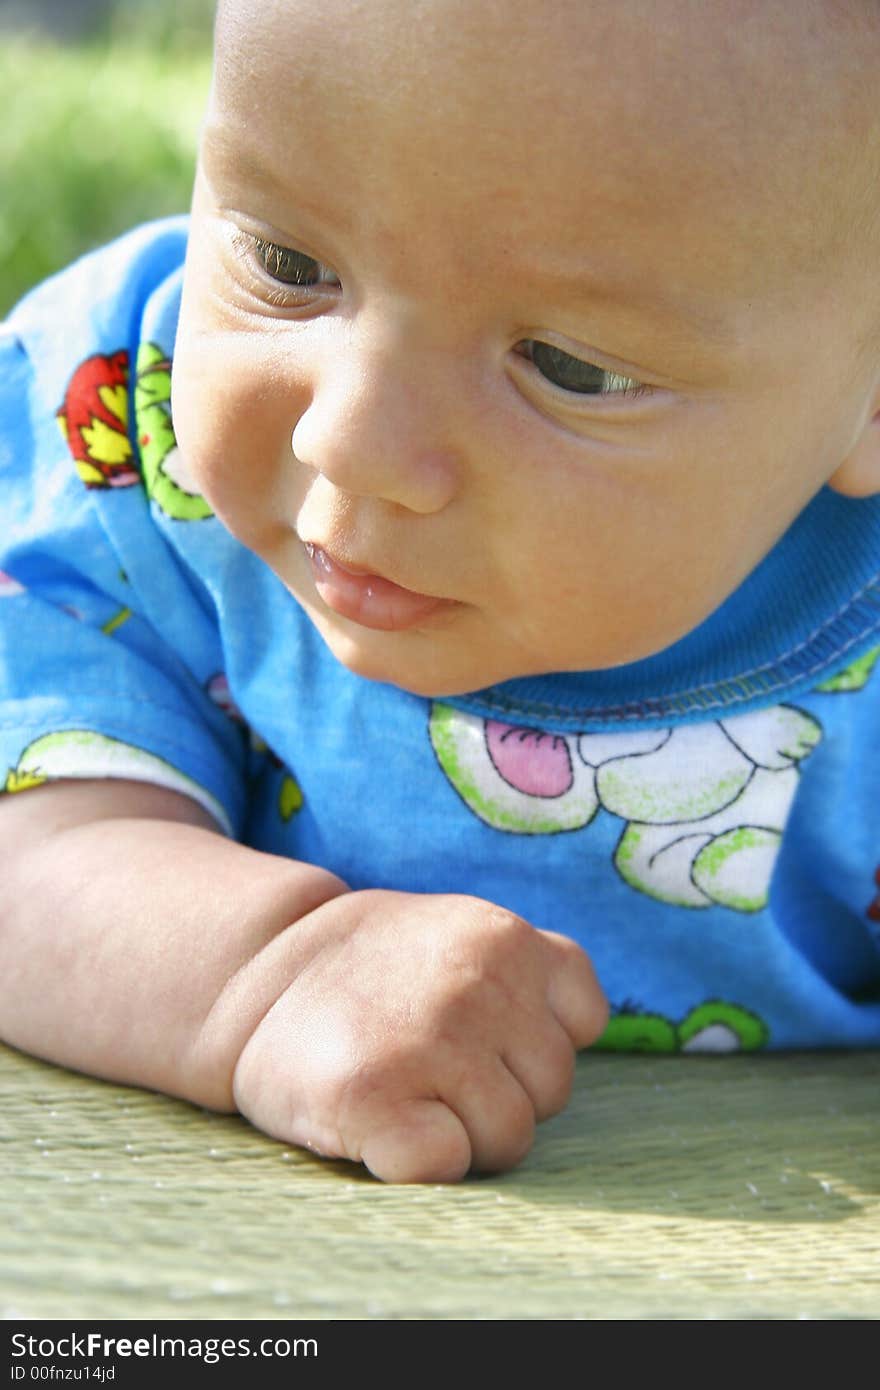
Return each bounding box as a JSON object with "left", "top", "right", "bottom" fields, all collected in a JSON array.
[
  {"left": 200, "top": 129, "right": 356, "bottom": 240},
  {"left": 526, "top": 259, "right": 739, "bottom": 351},
  {"left": 201, "top": 126, "right": 737, "bottom": 358}
]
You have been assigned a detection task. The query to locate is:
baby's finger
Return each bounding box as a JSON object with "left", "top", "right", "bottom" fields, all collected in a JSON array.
[
  {"left": 443, "top": 1056, "right": 536, "bottom": 1173},
  {"left": 503, "top": 1015, "right": 576, "bottom": 1122},
  {"left": 358, "top": 1097, "right": 472, "bottom": 1184},
  {"left": 540, "top": 929, "right": 609, "bottom": 1049}
]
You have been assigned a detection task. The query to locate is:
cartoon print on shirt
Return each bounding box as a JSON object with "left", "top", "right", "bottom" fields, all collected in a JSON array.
[
  {"left": 430, "top": 702, "right": 823, "bottom": 912},
  {"left": 248, "top": 731, "right": 304, "bottom": 824},
  {"left": 2, "top": 729, "right": 231, "bottom": 832},
  {"left": 101, "top": 606, "right": 132, "bottom": 636},
  {"left": 814, "top": 648, "right": 880, "bottom": 926},
  {"left": 57, "top": 349, "right": 140, "bottom": 488},
  {"left": 0, "top": 570, "right": 25, "bottom": 597},
  {"left": 814, "top": 644, "right": 879, "bottom": 694},
  {"left": 134, "top": 343, "right": 212, "bottom": 521},
  {"left": 5, "top": 558, "right": 129, "bottom": 636},
  {"left": 57, "top": 344, "right": 212, "bottom": 518},
  {"left": 207, "top": 677, "right": 304, "bottom": 824},
  {"left": 595, "top": 999, "right": 769, "bottom": 1053},
  {"left": 867, "top": 867, "right": 880, "bottom": 924},
  {"left": 208, "top": 672, "right": 246, "bottom": 724}
]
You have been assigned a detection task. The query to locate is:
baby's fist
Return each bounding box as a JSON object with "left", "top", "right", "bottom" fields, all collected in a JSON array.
[{"left": 232, "top": 890, "right": 607, "bottom": 1182}]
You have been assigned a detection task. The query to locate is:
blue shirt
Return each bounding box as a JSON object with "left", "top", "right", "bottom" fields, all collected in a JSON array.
[{"left": 2, "top": 219, "right": 880, "bottom": 1053}]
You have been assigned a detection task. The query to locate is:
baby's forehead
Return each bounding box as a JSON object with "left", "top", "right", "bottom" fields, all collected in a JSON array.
[
  {"left": 211, "top": 0, "right": 880, "bottom": 302},
  {"left": 215, "top": 1, "right": 874, "bottom": 165},
  {"left": 216, "top": 0, "right": 874, "bottom": 102}
]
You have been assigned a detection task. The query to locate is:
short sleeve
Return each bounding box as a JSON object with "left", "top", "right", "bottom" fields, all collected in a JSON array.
[{"left": 0, "top": 223, "right": 247, "bottom": 836}]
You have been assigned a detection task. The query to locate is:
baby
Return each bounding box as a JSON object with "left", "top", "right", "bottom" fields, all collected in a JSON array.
[{"left": 1, "top": 0, "right": 879, "bottom": 1183}]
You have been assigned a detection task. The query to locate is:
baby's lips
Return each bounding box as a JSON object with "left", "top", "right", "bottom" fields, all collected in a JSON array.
[{"left": 304, "top": 542, "right": 450, "bottom": 632}]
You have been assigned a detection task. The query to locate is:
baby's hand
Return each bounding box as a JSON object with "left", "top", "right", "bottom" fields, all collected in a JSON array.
[{"left": 232, "top": 890, "right": 607, "bottom": 1182}]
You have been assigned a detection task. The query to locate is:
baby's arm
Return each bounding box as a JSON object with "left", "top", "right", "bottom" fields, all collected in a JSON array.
[{"left": 0, "top": 781, "right": 607, "bottom": 1182}]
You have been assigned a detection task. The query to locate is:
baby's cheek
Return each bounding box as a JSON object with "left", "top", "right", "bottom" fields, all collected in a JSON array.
[{"left": 173, "top": 348, "right": 281, "bottom": 529}]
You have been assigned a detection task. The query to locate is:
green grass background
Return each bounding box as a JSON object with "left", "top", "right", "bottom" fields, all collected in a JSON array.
[{"left": 1, "top": 0, "right": 215, "bottom": 315}]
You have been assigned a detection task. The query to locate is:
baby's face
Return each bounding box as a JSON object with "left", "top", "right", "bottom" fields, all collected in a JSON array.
[{"left": 172, "top": 0, "right": 880, "bottom": 696}]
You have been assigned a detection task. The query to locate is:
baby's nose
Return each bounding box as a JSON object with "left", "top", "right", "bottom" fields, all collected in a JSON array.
[{"left": 290, "top": 346, "right": 460, "bottom": 515}]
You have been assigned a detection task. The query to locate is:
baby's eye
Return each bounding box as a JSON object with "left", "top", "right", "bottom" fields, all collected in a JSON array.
[
  {"left": 518, "top": 340, "right": 644, "bottom": 396},
  {"left": 252, "top": 237, "right": 340, "bottom": 288}
]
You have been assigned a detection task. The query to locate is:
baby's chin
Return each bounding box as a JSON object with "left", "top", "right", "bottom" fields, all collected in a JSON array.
[
  {"left": 302, "top": 601, "right": 702, "bottom": 699},
  {"left": 300, "top": 603, "right": 505, "bottom": 698}
]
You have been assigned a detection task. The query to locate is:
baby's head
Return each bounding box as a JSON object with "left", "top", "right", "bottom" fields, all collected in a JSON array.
[{"left": 172, "top": 0, "right": 880, "bottom": 697}]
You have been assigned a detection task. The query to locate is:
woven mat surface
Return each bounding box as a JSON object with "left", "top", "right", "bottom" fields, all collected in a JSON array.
[{"left": 2, "top": 1044, "right": 878, "bottom": 1320}]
